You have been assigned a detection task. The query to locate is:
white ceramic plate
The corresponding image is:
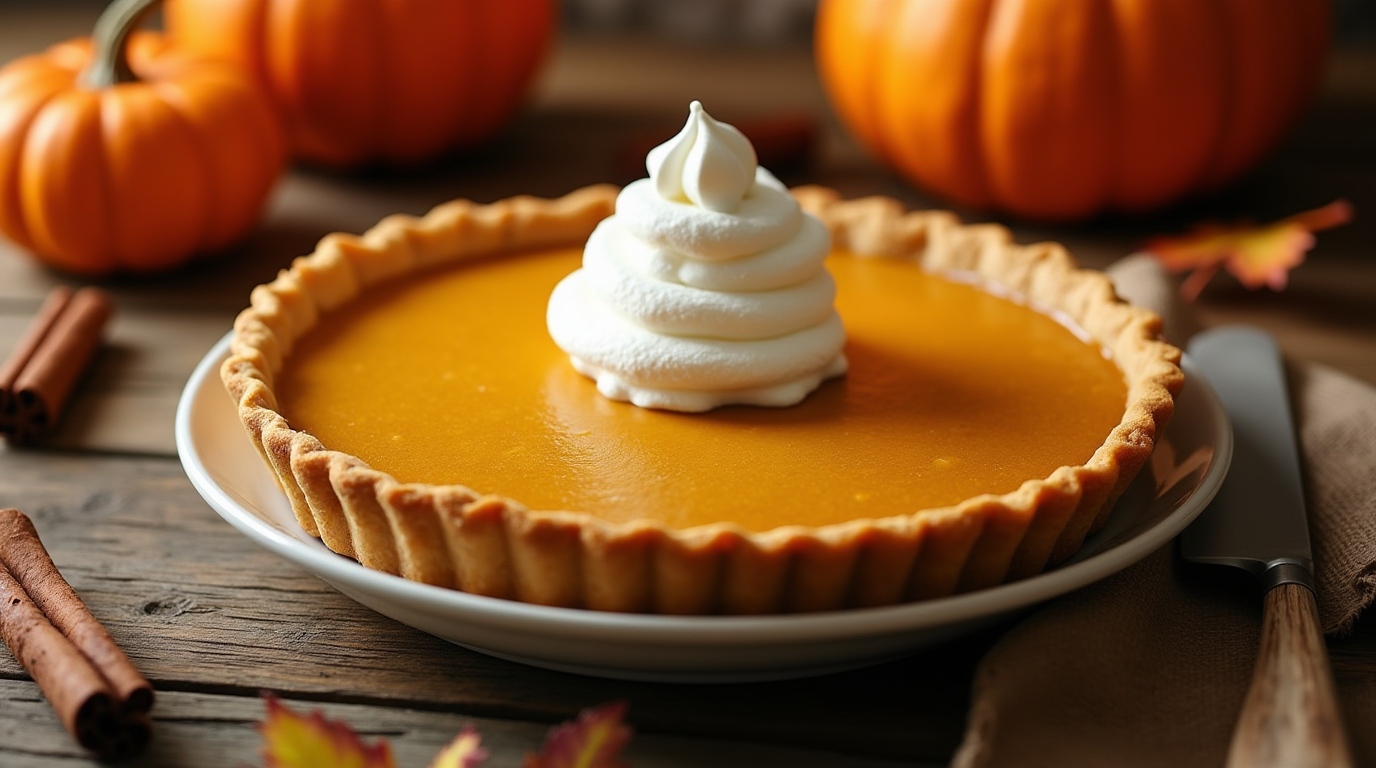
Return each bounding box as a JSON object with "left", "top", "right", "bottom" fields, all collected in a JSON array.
[{"left": 177, "top": 333, "right": 1230, "bottom": 682}]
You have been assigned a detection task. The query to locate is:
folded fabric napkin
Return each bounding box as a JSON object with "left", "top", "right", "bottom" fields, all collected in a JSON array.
[{"left": 953, "top": 255, "right": 1376, "bottom": 768}]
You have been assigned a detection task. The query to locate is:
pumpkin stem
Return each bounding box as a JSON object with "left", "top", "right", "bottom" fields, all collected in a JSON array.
[{"left": 80, "top": 0, "right": 164, "bottom": 89}]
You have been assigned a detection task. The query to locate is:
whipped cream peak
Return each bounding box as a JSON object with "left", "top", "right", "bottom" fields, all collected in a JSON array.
[
  {"left": 548, "top": 101, "right": 846, "bottom": 412},
  {"left": 646, "top": 100, "right": 757, "bottom": 214}
]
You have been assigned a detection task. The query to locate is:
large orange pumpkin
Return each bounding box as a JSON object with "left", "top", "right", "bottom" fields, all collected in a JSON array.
[
  {"left": 165, "top": 0, "right": 556, "bottom": 168},
  {"left": 0, "top": 0, "right": 286, "bottom": 274},
  {"left": 816, "top": 0, "right": 1331, "bottom": 220}
]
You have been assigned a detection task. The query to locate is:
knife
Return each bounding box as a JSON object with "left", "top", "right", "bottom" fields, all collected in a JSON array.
[{"left": 1182, "top": 326, "right": 1353, "bottom": 768}]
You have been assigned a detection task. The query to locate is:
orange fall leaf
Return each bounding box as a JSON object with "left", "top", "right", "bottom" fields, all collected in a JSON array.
[
  {"left": 1144, "top": 199, "right": 1352, "bottom": 301},
  {"left": 260, "top": 694, "right": 398, "bottom": 768},
  {"left": 427, "top": 725, "right": 489, "bottom": 768},
  {"left": 523, "top": 701, "right": 633, "bottom": 768},
  {"left": 259, "top": 695, "right": 631, "bottom": 768}
]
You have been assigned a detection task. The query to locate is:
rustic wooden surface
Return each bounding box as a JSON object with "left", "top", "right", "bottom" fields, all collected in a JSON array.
[{"left": 2, "top": 5, "right": 1375, "bottom": 767}]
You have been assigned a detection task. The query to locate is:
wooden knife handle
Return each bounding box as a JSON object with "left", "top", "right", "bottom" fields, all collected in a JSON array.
[{"left": 1226, "top": 583, "right": 1354, "bottom": 768}]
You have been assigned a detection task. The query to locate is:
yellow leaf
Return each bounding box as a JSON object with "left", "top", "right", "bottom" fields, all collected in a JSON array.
[
  {"left": 1223, "top": 221, "right": 1312, "bottom": 290},
  {"left": 523, "top": 702, "right": 631, "bottom": 768},
  {"left": 427, "top": 725, "right": 488, "bottom": 768},
  {"left": 1144, "top": 200, "right": 1351, "bottom": 300},
  {"left": 260, "top": 694, "right": 398, "bottom": 768}
]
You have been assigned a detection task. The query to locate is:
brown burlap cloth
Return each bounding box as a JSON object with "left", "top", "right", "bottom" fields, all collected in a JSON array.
[{"left": 953, "top": 255, "right": 1376, "bottom": 768}]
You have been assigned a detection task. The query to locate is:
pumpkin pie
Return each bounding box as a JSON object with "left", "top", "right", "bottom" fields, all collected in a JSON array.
[{"left": 221, "top": 112, "right": 1181, "bottom": 615}]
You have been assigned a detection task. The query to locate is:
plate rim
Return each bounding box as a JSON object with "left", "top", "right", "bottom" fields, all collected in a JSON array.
[{"left": 177, "top": 332, "right": 1231, "bottom": 646}]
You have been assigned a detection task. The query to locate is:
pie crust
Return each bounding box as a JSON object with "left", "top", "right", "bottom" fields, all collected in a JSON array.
[{"left": 221, "top": 184, "right": 1182, "bottom": 614}]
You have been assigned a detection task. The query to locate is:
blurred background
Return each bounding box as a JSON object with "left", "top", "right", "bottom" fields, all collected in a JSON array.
[
  {"left": 9, "top": 0, "right": 1376, "bottom": 44},
  {"left": 1, "top": 0, "right": 1374, "bottom": 385}
]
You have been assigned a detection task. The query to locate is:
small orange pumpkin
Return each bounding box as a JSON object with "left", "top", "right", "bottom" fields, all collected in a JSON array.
[
  {"left": 165, "top": 0, "right": 556, "bottom": 169},
  {"left": 0, "top": 0, "right": 286, "bottom": 275},
  {"left": 816, "top": 0, "right": 1331, "bottom": 220}
]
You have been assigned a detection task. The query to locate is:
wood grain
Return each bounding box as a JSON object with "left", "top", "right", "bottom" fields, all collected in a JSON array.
[
  {"left": 0, "top": 682, "right": 924, "bottom": 768},
  {"left": 0, "top": 450, "right": 976, "bottom": 764},
  {"left": 1226, "top": 584, "right": 1354, "bottom": 768}
]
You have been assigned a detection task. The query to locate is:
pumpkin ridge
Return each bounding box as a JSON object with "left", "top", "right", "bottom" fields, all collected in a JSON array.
[
  {"left": 881, "top": 0, "right": 995, "bottom": 210},
  {"left": 987, "top": 0, "right": 1119, "bottom": 220},
  {"left": 361, "top": 0, "right": 391, "bottom": 164},
  {"left": 149, "top": 78, "right": 220, "bottom": 258},
  {"left": 371, "top": 0, "right": 465, "bottom": 163},
  {"left": 962, "top": 0, "right": 993, "bottom": 208},
  {"left": 461, "top": 0, "right": 555, "bottom": 150},
  {"left": 100, "top": 84, "right": 217, "bottom": 270},
  {"left": 372, "top": 0, "right": 406, "bottom": 163},
  {"left": 490, "top": 0, "right": 557, "bottom": 144},
  {"left": 193, "top": 68, "right": 285, "bottom": 251},
  {"left": 1107, "top": 0, "right": 1227, "bottom": 212},
  {"left": 26, "top": 90, "right": 115, "bottom": 272},
  {"left": 1194, "top": 1, "right": 1244, "bottom": 194},
  {"left": 0, "top": 71, "right": 72, "bottom": 253},
  {"left": 452, "top": 1, "right": 489, "bottom": 150},
  {"left": 861, "top": 0, "right": 900, "bottom": 168},
  {"left": 265, "top": 0, "right": 383, "bottom": 167},
  {"left": 166, "top": 0, "right": 552, "bottom": 168},
  {"left": 816, "top": 0, "right": 1329, "bottom": 219},
  {"left": 243, "top": 0, "right": 270, "bottom": 84},
  {"left": 1198, "top": 0, "right": 1323, "bottom": 192},
  {"left": 1105, "top": 0, "right": 1126, "bottom": 213}
]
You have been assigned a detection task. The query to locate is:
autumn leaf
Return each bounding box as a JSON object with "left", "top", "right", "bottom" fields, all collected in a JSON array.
[
  {"left": 257, "top": 696, "right": 632, "bottom": 768},
  {"left": 260, "top": 694, "right": 397, "bottom": 768},
  {"left": 1144, "top": 199, "right": 1352, "bottom": 300},
  {"left": 427, "top": 725, "right": 489, "bottom": 768},
  {"left": 523, "top": 701, "right": 632, "bottom": 768}
]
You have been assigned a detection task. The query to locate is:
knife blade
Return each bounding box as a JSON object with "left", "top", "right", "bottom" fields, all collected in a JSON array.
[
  {"left": 1181, "top": 326, "right": 1313, "bottom": 589},
  {"left": 1182, "top": 326, "right": 1352, "bottom": 768}
]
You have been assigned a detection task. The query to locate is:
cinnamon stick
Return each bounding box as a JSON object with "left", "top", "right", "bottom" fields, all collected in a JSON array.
[
  {"left": 0, "top": 287, "right": 72, "bottom": 438},
  {"left": 0, "top": 286, "right": 113, "bottom": 445},
  {"left": 0, "top": 508, "right": 152, "bottom": 757}
]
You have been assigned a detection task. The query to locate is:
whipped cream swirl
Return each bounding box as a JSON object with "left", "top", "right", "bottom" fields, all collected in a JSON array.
[{"left": 547, "top": 101, "right": 847, "bottom": 412}]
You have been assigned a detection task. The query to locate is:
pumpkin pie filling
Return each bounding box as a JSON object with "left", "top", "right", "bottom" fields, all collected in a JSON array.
[
  {"left": 275, "top": 247, "right": 1127, "bottom": 533},
  {"left": 223, "top": 180, "right": 1181, "bottom": 612}
]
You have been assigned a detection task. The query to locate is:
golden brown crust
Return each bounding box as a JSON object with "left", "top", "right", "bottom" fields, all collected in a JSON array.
[{"left": 221, "top": 184, "right": 1183, "bottom": 614}]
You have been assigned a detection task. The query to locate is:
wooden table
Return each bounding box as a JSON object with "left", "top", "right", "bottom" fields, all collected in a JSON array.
[{"left": 2, "top": 7, "right": 1375, "bottom": 766}]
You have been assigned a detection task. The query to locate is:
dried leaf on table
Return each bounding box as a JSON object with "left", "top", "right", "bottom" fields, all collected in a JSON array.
[
  {"left": 427, "top": 725, "right": 489, "bottom": 768},
  {"left": 523, "top": 701, "right": 633, "bottom": 768},
  {"left": 260, "top": 694, "right": 397, "bottom": 768},
  {"left": 257, "top": 696, "right": 633, "bottom": 768},
  {"left": 1143, "top": 200, "right": 1352, "bottom": 300}
]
